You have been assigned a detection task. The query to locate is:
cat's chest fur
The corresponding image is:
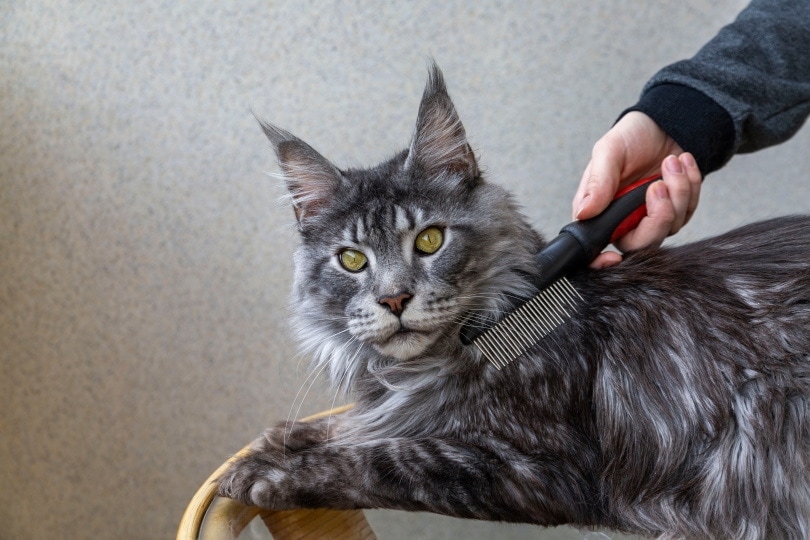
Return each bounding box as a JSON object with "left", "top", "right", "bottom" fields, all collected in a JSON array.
[{"left": 349, "top": 347, "right": 593, "bottom": 450}]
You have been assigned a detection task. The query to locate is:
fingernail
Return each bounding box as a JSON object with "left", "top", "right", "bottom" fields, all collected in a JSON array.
[
  {"left": 681, "top": 153, "right": 697, "bottom": 168},
  {"left": 664, "top": 155, "right": 684, "bottom": 174},
  {"left": 575, "top": 194, "right": 589, "bottom": 219},
  {"left": 654, "top": 181, "right": 669, "bottom": 200}
]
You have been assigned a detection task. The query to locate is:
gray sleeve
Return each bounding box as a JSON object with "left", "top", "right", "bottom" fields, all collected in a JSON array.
[{"left": 631, "top": 0, "right": 810, "bottom": 173}]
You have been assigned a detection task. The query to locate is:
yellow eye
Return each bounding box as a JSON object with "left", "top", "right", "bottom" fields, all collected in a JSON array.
[
  {"left": 415, "top": 227, "right": 444, "bottom": 255},
  {"left": 338, "top": 249, "right": 367, "bottom": 272}
]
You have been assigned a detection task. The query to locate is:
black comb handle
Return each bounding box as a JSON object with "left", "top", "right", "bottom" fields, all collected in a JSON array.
[{"left": 559, "top": 175, "right": 658, "bottom": 263}]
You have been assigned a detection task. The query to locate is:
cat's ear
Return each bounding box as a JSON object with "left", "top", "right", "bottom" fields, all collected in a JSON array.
[
  {"left": 405, "top": 63, "right": 479, "bottom": 183},
  {"left": 258, "top": 120, "right": 343, "bottom": 226}
]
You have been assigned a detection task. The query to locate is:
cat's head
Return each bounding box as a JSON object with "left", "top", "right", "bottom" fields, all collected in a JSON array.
[{"left": 262, "top": 64, "right": 542, "bottom": 387}]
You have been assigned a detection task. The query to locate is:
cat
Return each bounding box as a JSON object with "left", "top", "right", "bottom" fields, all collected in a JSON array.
[{"left": 218, "top": 63, "right": 810, "bottom": 539}]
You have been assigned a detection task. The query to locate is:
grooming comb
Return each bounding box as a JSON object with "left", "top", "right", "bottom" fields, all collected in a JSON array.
[{"left": 459, "top": 174, "right": 660, "bottom": 369}]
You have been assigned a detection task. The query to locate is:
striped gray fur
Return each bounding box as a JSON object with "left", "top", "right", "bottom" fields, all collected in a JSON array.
[{"left": 219, "top": 64, "right": 810, "bottom": 539}]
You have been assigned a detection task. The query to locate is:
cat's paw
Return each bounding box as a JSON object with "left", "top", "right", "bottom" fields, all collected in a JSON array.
[
  {"left": 216, "top": 447, "right": 296, "bottom": 509},
  {"left": 216, "top": 423, "right": 327, "bottom": 509}
]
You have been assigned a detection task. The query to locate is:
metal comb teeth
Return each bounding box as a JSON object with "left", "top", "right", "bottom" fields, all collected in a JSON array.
[{"left": 472, "top": 277, "right": 583, "bottom": 369}]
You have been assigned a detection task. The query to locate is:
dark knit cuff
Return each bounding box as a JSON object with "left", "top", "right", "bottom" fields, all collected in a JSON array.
[{"left": 620, "top": 83, "right": 736, "bottom": 175}]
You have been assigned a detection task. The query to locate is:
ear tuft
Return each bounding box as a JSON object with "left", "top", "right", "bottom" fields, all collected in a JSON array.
[
  {"left": 405, "top": 62, "right": 479, "bottom": 181},
  {"left": 257, "top": 118, "right": 342, "bottom": 225}
]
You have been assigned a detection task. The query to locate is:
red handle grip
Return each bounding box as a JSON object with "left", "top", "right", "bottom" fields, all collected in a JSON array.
[{"left": 609, "top": 174, "right": 661, "bottom": 243}]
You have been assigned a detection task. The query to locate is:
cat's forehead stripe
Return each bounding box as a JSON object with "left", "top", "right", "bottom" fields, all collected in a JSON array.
[
  {"left": 354, "top": 216, "right": 367, "bottom": 243},
  {"left": 395, "top": 205, "right": 414, "bottom": 231}
]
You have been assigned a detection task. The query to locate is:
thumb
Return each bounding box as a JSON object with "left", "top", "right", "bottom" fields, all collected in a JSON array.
[{"left": 574, "top": 139, "right": 623, "bottom": 220}]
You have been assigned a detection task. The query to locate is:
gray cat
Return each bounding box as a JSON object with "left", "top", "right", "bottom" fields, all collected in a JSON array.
[{"left": 218, "top": 64, "right": 810, "bottom": 539}]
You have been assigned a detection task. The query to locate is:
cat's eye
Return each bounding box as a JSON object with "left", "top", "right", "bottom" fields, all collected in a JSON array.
[
  {"left": 338, "top": 249, "right": 368, "bottom": 272},
  {"left": 415, "top": 227, "right": 444, "bottom": 255}
]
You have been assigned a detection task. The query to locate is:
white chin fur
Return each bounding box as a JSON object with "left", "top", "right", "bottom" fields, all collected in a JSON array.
[{"left": 372, "top": 330, "right": 440, "bottom": 360}]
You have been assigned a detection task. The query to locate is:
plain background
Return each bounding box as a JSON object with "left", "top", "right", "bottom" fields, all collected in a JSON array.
[{"left": 2, "top": 1, "right": 808, "bottom": 538}]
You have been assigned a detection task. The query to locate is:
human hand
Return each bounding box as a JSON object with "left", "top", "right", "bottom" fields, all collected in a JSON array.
[{"left": 573, "top": 111, "right": 702, "bottom": 268}]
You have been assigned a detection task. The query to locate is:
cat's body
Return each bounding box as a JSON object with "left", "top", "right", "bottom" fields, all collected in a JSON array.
[{"left": 219, "top": 65, "right": 810, "bottom": 539}]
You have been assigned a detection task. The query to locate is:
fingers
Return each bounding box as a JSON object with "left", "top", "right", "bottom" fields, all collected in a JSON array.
[
  {"left": 573, "top": 137, "right": 624, "bottom": 220},
  {"left": 660, "top": 153, "right": 702, "bottom": 233},
  {"left": 613, "top": 179, "right": 675, "bottom": 252},
  {"left": 589, "top": 250, "right": 623, "bottom": 269},
  {"left": 613, "top": 153, "right": 702, "bottom": 252}
]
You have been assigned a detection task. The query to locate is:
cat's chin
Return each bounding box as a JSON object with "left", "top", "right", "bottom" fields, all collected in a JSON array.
[{"left": 371, "top": 330, "right": 441, "bottom": 360}]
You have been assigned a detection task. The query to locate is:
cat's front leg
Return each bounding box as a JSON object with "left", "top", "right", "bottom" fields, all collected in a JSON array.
[
  {"left": 218, "top": 432, "right": 593, "bottom": 525},
  {"left": 219, "top": 432, "right": 480, "bottom": 513}
]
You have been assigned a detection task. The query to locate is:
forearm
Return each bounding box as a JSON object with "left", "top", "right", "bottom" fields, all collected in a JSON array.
[{"left": 624, "top": 0, "right": 810, "bottom": 175}]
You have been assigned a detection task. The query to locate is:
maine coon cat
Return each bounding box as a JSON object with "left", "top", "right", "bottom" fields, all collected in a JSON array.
[{"left": 218, "top": 64, "right": 810, "bottom": 539}]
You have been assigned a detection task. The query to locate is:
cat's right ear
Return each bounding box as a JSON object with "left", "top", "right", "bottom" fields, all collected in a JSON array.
[{"left": 258, "top": 120, "right": 343, "bottom": 227}]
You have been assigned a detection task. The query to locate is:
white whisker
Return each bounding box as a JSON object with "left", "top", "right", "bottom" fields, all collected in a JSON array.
[
  {"left": 325, "top": 340, "right": 363, "bottom": 445},
  {"left": 284, "top": 359, "right": 331, "bottom": 450}
]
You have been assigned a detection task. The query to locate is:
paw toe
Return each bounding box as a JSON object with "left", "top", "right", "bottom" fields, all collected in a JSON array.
[{"left": 217, "top": 455, "right": 291, "bottom": 509}]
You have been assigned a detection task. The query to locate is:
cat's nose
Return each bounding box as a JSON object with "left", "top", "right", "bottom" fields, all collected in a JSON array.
[{"left": 378, "top": 292, "right": 412, "bottom": 317}]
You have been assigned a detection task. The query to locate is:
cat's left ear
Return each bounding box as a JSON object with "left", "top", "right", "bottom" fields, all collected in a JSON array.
[{"left": 404, "top": 63, "right": 480, "bottom": 183}]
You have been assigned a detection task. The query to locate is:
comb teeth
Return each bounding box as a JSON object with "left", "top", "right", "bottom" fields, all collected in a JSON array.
[{"left": 473, "top": 277, "right": 583, "bottom": 369}]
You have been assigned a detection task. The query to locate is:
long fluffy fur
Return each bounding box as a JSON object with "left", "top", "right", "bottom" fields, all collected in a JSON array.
[{"left": 219, "top": 64, "right": 810, "bottom": 539}]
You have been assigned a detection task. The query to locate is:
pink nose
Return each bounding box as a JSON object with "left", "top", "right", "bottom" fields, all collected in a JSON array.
[{"left": 378, "top": 292, "right": 412, "bottom": 316}]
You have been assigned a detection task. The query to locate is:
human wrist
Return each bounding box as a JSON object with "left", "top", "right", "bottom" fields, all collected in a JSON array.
[{"left": 619, "top": 83, "right": 735, "bottom": 175}]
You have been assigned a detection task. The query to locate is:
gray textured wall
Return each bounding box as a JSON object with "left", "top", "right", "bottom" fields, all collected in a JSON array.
[{"left": 2, "top": 1, "right": 808, "bottom": 539}]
